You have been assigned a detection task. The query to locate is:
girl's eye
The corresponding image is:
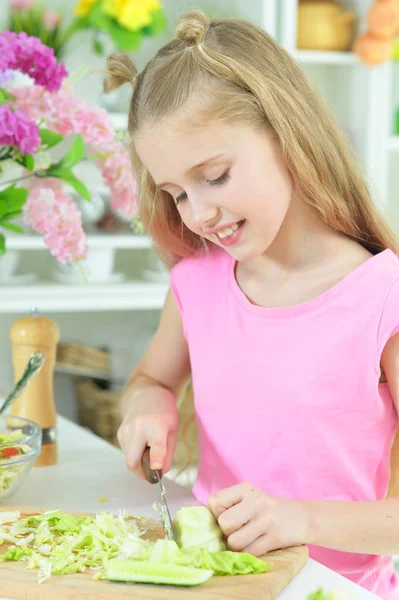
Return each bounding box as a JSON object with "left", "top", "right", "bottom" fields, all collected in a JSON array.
[
  {"left": 207, "top": 170, "right": 230, "bottom": 187},
  {"left": 175, "top": 191, "right": 187, "bottom": 205},
  {"left": 174, "top": 170, "right": 230, "bottom": 205}
]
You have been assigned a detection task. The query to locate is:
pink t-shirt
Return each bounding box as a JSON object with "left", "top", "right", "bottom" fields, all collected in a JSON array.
[{"left": 170, "top": 246, "right": 399, "bottom": 599}]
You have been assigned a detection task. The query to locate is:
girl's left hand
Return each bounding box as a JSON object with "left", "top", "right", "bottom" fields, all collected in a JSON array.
[{"left": 208, "top": 482, "right": 310, "bottom": 556}]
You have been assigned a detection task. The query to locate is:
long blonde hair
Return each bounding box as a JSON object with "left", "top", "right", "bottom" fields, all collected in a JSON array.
[{"left": 104, "top": 9, "right": 399, "bottom": 265}]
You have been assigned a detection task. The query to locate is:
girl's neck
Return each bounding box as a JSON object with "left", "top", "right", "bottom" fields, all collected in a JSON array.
[{"left": 247, "top": 196, "right": 358, "bottom": 278}]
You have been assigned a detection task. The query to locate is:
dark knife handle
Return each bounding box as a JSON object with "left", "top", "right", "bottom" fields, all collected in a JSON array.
[{"left": 141, "top": 446, "right": 163, "bottom": 484}]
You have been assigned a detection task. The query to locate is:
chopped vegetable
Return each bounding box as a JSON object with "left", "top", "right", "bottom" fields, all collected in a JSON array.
[
  {"left": 0, "top": 429, "right": 33, "bottom": 497},
  {"left": 108, "top": 560, "right": 213, "bottom": 586},
  {"left": 1, "top": 448, "right": 20, "bottom": 459},
  {"left": 0, "top": 509, "right": 272, "bottom": 586},
  {"left": 147, "top": 538, "right": 271, "bottom": 575},
  {"left": 308, "top": 589, "right": 358, "bottom": 599},
  {"left": 174, "top": 506, "right": 227, "bottom": 552}
]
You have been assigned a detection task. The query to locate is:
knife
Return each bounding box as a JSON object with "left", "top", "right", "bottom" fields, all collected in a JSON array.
[{"left": 141, "top": 446, "right": 176, "bottom": 542}]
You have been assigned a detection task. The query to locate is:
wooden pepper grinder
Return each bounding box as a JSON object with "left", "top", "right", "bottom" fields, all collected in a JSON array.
[{"left": 9, "top": 309, "right": 60, "bottom": 467}]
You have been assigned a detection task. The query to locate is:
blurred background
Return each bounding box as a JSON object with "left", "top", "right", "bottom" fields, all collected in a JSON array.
[{"left": 0, "top": 0, "right": 397, "bottom": 467}]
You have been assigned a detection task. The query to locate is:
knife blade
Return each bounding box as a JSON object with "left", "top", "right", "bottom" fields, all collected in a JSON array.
[{"left": 141, "top": 446, "right": 176, "bottom": 542}]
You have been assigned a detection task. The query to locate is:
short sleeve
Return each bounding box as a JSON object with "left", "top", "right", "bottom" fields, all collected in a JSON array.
[{"left": 376, "top": 276, "right": 399, "bottom": 370}]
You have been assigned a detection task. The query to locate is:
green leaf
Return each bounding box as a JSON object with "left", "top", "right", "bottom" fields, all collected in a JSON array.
[
  {"left": 56, "top": 135, "right": 85, "bottom": 169},
  {"left": 14, "top": 153, "right": 35, "bottom": 171},
  {"left": 1, "top": 210, "right": 23, "bottom": 222},
  {"left": 0, "top": 222, "right": 24, "bottom": 233},
  {"left": 87, "top": 3, "right": 114, "bottom": 32},
  {"left": 23, "top": 154, "right": 35, "bottom": 170},
  {"left": 0, "top": 234, "right": 5, "bottom": 256},
  {"left": 0, "top": 186, "right": 28, "bottom": 213},
  {"left": 141, "top": 10, "right": 167, "bottom": 36},
  {"left": 39, "top": 128, "right": 63, "bottom": 149},
  {"left": 93, "top": 37, "right": 104, "bottom": 55},
  {"left": 88, "top": 4, "right": 141, "bottom": 50},
  {"left": 49, "top": 168, "right": 91, "bottom": 201},
  {"left": 0, "top": 88, "right": 16, "bottom": 105}
]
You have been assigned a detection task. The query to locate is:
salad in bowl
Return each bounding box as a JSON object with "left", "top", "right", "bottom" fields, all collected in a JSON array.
[{"left": 0, "top": 416, "right": 42, "bottom": 501}]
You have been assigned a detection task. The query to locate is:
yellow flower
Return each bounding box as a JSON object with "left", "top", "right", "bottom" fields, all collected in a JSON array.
[
  {"left": 74, "top": 0, "right": 98, "bottom": 17},
  {"left": 102, "top": 0, "right": 161, "bottom": 32}
]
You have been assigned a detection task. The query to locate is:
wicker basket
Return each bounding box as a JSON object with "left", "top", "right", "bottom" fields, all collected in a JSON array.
[
  {"left": 57, "top": 342, "right": 110, "bottom": 372},
  {"left": 74, "top": 378, "right": 199, "bottom": 471},
  {"left": 75, "top": 378, "right": 121, "bottom": 445}
]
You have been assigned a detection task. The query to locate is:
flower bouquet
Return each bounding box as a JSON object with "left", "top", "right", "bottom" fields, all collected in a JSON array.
[
  {"left": 7, "top": 0, "right": 167, "bottom": 58},
  {"left": 0, "top": 31, "right": 138, "bottom": 264}
]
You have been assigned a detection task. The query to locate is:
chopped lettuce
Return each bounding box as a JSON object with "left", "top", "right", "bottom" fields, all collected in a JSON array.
[
  {"left": 0, "top": 428, "right": 34, "bottom": 498},
  {"left": 147, "top": 539, "right": 271, "bottom": 575},
  {"left": 0, "top": 507, "right": 272, "bottom": 585},
  {"left": 308, "top": 589, "right": 358, "bottom": 599},
  {"left": 0, "top": 510, "right": 153, "bottom": 583},
  {"left": 174, "top": 506, "right": 227, "bottom": 552}
]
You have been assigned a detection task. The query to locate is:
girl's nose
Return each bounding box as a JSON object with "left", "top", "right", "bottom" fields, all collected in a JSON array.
[{"left": 191, "top": 198, "right": 219, "bottom": 229}]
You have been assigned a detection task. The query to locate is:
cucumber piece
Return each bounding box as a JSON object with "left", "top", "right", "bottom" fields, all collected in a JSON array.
[{"left": 107, "top": 559, "right": 213, "bottom": 586}]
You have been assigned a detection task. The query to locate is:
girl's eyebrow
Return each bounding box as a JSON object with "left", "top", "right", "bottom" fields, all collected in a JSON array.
[{"left": 156, "top": 154, "right": 225, "bottom": 187}]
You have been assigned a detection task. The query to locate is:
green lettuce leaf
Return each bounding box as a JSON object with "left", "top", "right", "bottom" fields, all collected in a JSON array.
[
  {"left": 147, "top": 539, "right": 271, "bottom": 575},
  {"left": 174, "top": 506, "right": 227, "bottom": 552}
]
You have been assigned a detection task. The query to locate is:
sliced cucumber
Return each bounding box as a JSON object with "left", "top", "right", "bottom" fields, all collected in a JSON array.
[{"left": 107, "top": 559, "right": 213, "bottom": 586}]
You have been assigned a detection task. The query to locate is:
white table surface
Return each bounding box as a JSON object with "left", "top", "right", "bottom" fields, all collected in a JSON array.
[{"left": 0, "top": 415, "right": 382, "bottom": 600}]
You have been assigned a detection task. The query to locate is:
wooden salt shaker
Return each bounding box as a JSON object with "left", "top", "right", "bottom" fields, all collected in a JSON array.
[{"left": 9, "top": 310, "right": 60, "bottom": 467}]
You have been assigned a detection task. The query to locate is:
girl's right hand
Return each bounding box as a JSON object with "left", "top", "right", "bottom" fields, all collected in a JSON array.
[{"left": 117, "top": 385, "right": 179, "bottom": 480}]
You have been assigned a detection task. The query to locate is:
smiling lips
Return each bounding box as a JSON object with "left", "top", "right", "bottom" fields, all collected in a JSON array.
[{"left": 213, "top": 220, "right": 245, "bottom": 247}]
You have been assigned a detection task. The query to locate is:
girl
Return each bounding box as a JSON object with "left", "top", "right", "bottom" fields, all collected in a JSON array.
[{"left": 105, "top": 10, "right": 399, "bottom": 599}]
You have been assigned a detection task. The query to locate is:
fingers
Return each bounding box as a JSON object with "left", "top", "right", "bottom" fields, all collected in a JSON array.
[
  {"left": 117, "top": 419, "right": 176, "bottom": 478},
  {"left": 162, "top": 430, "right": 178, "bottom": 475},
  {"left": 216, "top": 502, "right": 251, "bottom": 537},
  {"left": 227, "top": 518, "right": 264, "bottom": 552},
  {"left": 208, "top": 483, "right": 249, "bottom": 519},
  {"left": 242, "top": 534, "right": 271, "bottom": 557},
  {"left": 149, "top": 439, "right": 167, "bottom": 471}
]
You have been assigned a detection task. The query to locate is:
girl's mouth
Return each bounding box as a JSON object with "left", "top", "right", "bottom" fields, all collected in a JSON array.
[{"left": 216, "top": 220, "right": 245, "bottom": 247}]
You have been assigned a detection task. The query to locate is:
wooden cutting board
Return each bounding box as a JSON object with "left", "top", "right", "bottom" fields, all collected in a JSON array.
[{"left": 0, "top": 506, "right": 308, "bottom": 600}]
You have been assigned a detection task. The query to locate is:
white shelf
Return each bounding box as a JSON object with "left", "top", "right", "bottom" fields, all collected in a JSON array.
[
  {"left": 388, "top": 136, "right": 399, "bottom": 152},
  {"left": 6, "top": 233, "right": 152, "bottom": 250},
  {"left": 109, "top": 112, "right": 128, "bottom": 130},
  {"left": 294, "top": 50, "right": 357, "bottom": 65},
  {"left": 0, "top": 281, "right": 168, "bottom": 313}
]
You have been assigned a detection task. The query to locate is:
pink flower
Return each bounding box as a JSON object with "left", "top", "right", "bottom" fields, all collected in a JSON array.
[
  {"left": 100, "top": 144, "right": 138, "bottom": 217},
  {"left": 0, "top": 31, "right": 67, "bottom": 92},
  {"left": 43, "top": 11, "right": 60, "bottom": 29},
  {"left": 13, "top": 85, "right": 138, "bottom": 218},
  {"left": 0, "top": 104, "right": 40, "bottom": 154},
  {"left": 11, "top": 0, "right": 34, "bottom": 9},
  {"left": 23, "top": 183, "right": 88, "bottom": 264}
]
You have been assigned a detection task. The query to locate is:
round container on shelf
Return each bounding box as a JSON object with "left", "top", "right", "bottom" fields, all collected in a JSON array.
[{"left": 297, "top": 2, "right": 356, "bottom": 52}]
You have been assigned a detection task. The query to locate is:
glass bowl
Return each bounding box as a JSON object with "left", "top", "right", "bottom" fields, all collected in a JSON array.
[{"left": 0, "top": 415, "right": 42, "bottom": 502}]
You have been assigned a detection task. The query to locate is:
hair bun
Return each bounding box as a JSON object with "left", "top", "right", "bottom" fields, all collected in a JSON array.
[
  {"left": 103, "top": 52, "right": 138, "bottom": 93},
  {"left": 175, "top": 9, "right": 210, "bottom": 47}
]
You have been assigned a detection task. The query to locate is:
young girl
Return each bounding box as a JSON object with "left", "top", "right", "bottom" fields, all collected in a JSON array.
[{"left": 105, "top": 9, "right": 399, "bottom": 599}]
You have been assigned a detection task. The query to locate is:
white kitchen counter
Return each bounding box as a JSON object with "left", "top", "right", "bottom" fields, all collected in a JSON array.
[{"left": 2, "top": 415, "right": 382, "bottom": 600}]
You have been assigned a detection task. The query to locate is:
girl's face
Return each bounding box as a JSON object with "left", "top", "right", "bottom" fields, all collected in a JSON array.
[{"left": 134, "top": 115, "right": 294, "bottom": 263}]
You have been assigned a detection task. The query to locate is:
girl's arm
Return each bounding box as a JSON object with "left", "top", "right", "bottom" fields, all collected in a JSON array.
[
  {"left": 122, "top": 288, "right": 191, "bottom": 413},
  {"left": 209, "top": 333, "right": 399, "bottom": 557},
  {"left": 305, "top": 331, "right": 399, "bottom": 555},
  {"left": 118, "top": 288, "right": 191, "bottom": 476}
]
